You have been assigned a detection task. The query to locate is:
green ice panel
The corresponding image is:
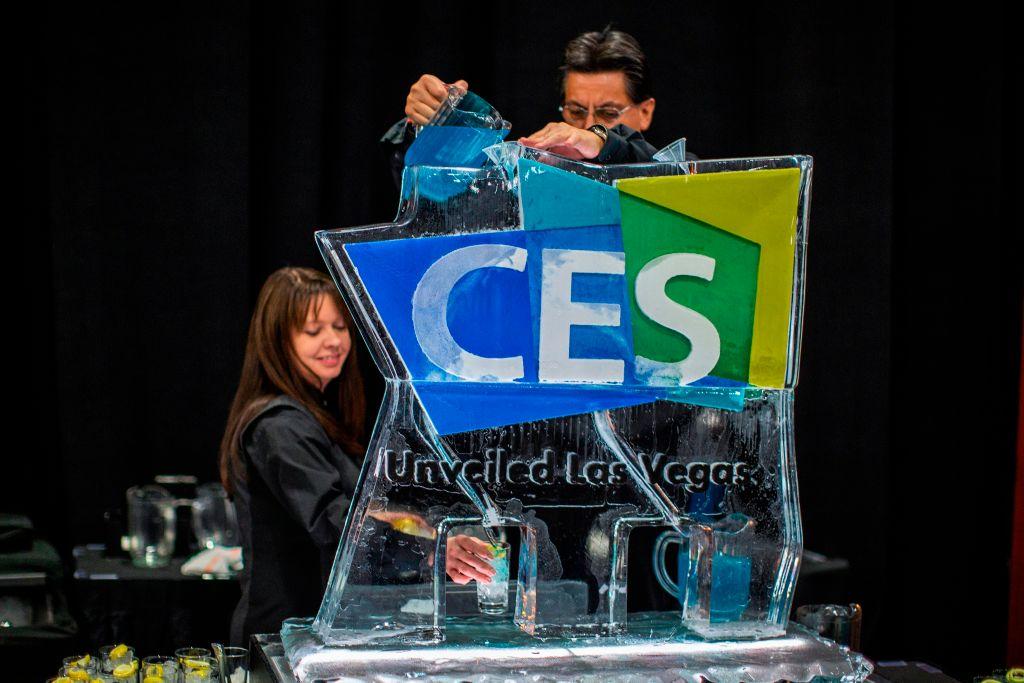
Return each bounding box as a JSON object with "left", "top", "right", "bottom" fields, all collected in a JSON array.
[{"left": 620, "top": 194, "right": 760, "bottom": 383}]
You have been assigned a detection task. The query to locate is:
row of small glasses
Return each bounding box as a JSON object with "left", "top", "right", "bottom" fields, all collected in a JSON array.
[{"left": 49, "top": 644, "right": 248, "bottom": 682}]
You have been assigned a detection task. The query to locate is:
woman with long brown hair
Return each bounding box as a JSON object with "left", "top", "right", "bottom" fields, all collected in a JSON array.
[{"left": 219, "top": 266, "right": 366, "bottom": 645}]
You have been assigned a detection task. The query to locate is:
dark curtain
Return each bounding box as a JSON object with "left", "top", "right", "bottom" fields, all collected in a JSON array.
[{"left": 14, "top": 1, "right": 1017, "bottom": 678}]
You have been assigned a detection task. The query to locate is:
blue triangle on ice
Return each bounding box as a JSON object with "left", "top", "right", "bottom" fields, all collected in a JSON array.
[
  {"left": 518, "top": 159, "right": 621, "bottom": 231},
  {"left": 414, "top": 382, "right": 654, "bottom": 435},
  {"left": 413, "top": 379, "right": 745, "bottom": 435}
]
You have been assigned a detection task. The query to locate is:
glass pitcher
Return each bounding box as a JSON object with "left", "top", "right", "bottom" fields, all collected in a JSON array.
[{"left": 126, "top": 485, "right": 176, "bottom": 568}]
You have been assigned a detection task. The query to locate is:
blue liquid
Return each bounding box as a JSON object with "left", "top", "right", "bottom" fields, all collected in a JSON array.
[
  {"left": 685, "top": 483, "right": 727, "bottom": 522},
  {"left": 405, "top": 125, "right": 509, "bottom": 169},
  {"left": 679, "top": 552, "right": 751, "bottom": 622}
]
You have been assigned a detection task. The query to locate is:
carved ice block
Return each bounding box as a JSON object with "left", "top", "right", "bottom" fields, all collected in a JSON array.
[{"left": 309, "top": 145, "right": 812, "bottom": 644}]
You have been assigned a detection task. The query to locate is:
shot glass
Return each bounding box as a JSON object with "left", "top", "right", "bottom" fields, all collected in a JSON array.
[{"left": 476, "top": 541, "right": 510, "bottom": 615}]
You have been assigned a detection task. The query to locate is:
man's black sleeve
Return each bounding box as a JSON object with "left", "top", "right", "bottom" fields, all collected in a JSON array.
[
  {"left": 381, "top": 118, "right": 414, "bottom": 190},
  {"left": 595, "top": 124, "right": 659, "bottom": 164}
]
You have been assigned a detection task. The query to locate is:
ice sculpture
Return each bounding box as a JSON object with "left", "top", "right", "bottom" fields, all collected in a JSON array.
[{"left": 291, "top": 140, "right": 813, "bottom": 652}]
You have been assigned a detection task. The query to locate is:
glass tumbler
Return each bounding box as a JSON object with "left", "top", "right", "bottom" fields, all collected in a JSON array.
[
  {"left": 141, "top": 654, "right": 180, "bottom": 682},
  {"left": 214, "top": 644, "right": 249, "bottom": 683},
  {"left": 98, "top": 644, "right": 135, "bottom": 674},
  {"left": 476, "top": 541, "right": 510, "bottom": 615},
  {"left": 179, "top": 655, "right": 219, "bottom": 682}
]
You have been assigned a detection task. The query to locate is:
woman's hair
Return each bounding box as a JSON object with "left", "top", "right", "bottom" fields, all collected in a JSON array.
[{"left": 219, "top": 267, "right": 366, "bottom": 493}]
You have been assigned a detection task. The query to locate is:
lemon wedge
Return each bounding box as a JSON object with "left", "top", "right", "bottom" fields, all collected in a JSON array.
[
  {"left": 112, "top": 663, "right": 135, "bottom": 679},
  {"left": 143, "top": 677, "right": 164, "bottom": 683},
  {"left": 66, "top": 669, "right": 90, "bottom": 681},
  {"left": 144, "top": 663, "right": 163, "bottom": 677},
  {"left": 109, "top": 644, "right": 129, "bottom": 659}
]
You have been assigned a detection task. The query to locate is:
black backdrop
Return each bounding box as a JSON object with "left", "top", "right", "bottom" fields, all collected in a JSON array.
[{"left": 14, "top": 1, "right": 1018, "bottom": 678}]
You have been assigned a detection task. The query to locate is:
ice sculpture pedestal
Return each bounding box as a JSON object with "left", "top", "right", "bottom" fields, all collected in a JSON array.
[{"left": 256, "top": 615, "right": 870, "bottom": 682}]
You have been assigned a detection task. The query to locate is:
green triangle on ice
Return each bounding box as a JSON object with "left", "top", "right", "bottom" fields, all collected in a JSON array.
[{"left": 620, "top": 193, "right": 760, "bottom": 384}]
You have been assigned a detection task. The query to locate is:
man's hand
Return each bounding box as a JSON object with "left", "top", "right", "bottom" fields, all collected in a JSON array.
[
  {"left": 519, "top": 122, "right": 605, "bottom": 160},
  {"left": 445, "top": 534, "right": 497, "bottom": 585},
  {"left": 405, "top": 74, "right": 469, "bottom": 126}
]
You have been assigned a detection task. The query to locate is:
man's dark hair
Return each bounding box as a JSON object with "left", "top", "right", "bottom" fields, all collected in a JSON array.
[{"left": 561, "top": 27, "right": 652, "bottom": 103}]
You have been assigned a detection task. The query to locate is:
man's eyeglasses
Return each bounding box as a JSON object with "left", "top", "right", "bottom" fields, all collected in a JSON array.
[{"left": 558, "top": 103, "right": 633, "bottom": 126}]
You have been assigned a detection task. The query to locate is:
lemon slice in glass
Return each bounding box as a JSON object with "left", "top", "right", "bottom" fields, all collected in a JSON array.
[{"left": 112, "top": 663, "right": 135, "bottom": 679}]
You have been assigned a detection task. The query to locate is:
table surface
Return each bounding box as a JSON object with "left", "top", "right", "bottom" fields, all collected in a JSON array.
[{"left": 72, "top": 544, "right": 238, "bottom": 581}]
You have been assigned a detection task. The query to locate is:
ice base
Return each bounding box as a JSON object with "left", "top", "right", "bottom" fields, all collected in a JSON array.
[{"left": 279, "top": 612, "right": 871, "bottom": 683}]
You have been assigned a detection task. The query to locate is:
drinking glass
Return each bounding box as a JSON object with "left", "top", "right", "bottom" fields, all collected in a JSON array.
[
  {"left": 475, "top": 541, "right": 510, "bottom": 615},
  {"left": 179, "top": 655, "right": 219, "bottom": 682},
  {"left": 141, "top": 654, "right": 180, "bottom": 682},
  {"left": 57, "top": 667, "right": 93, "bottom": 681},
  {"left": 795, "top": 603, "right": 863, "bottom": 650},
  {"left": 126, "top": 485, "right": 176, "bottom": 568},
  {"left": 110, "top": 658, "right": 140, "bottom": 681},
  {"left": 62, "top": 653, "right": 96, "bottom": 677},
  {"left": 98, "top": 644, "right": 135, "bottom": 674},
  {"left": 175, "top": 646, "right": 211, "bottom": 665},
  {"left": 214, "top": 644, "right": 248, "bottom": 683}
]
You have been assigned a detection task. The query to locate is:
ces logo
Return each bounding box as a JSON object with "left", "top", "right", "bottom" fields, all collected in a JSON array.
[
  {"left": 346, "top": 219, "right": 759, "bottom": 391},
  {"left": 410, "top": 241, "right": 733, "bottom": 387},
  {"left": 339, "top": 167, "right": 802, "bottom": 433}
]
